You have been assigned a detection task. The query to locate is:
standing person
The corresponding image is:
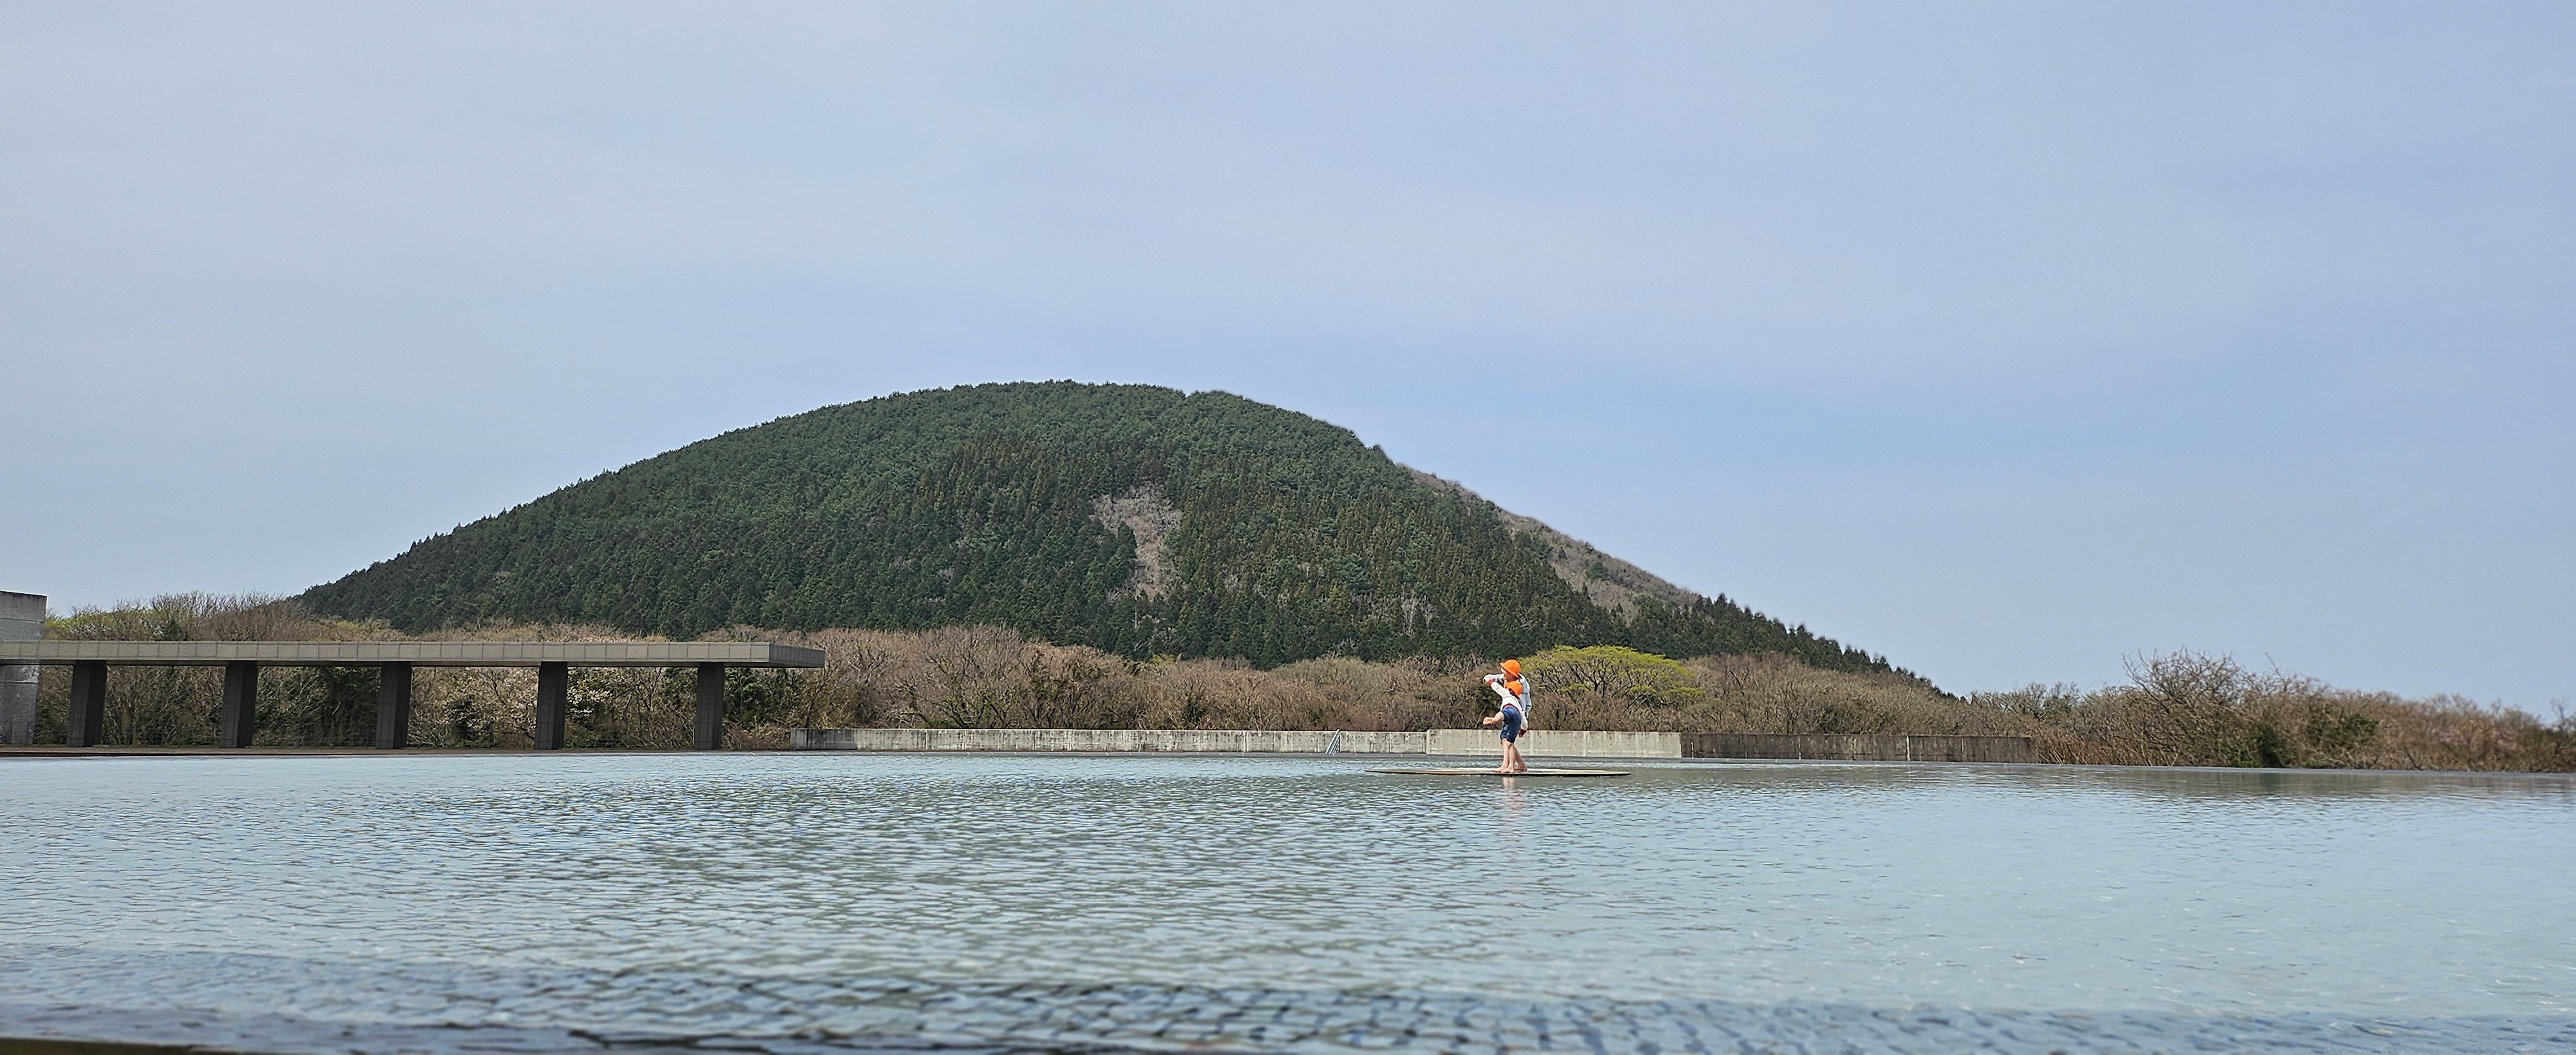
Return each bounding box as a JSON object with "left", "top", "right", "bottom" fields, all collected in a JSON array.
[{"left": 1481, "top": 659, "right": 1530, "bottom": 774}]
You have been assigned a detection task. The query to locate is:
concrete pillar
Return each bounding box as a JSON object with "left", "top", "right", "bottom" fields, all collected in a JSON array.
[
  {"left": 533, "top": 661, "right": 568, "bottom": 750},
  {"left": 0, "top": 590, "right": 39, "bottom": 746},
  {"left": 65, "top": 660, "right": 106, "bottom": 748},
  {"left": 694, "top": 663, "right": 725, "bottom": 751},
  {"left": 219, "top": 661, "right": 259, "bottom": 748},
  {"left": 375, "top": 662, "right": 412, "bottom": 750}
]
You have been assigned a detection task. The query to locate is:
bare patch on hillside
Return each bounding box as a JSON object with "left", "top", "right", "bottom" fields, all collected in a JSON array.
[
  {"left": 1402, "top": 465, "right": 1703, "bottom": 617},
  {"left": 1094, "top": 484, "right": 1182, "bottom": 598}
]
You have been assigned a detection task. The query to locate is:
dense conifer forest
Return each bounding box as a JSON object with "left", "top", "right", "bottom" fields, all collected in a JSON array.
[{"left": 303, "top": 382, "right": 1906, "bottom": 676}]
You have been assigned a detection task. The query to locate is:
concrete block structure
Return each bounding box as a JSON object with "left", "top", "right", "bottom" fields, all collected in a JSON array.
[
  {"left": 0, "top": 639, "right": 823, "bottom": 750},
  {"left": 375, "top": 662, "right": 413, "bottom": 750},
  {"left": 788, "top": 727, "right": 1685, "bottom": 758},
  {"left": 220, "top": 661, "right": 259, "bottom": 749},
  {"left": 66, "top": 660, "right": 106, "bottom": 747},
  {"left": 1424, "top": 728, "right": 1682, "bottom": 759},
  {"left": 789, "top": 728, "right": 1428, "bottom": 753},
  {"left": 533, "top": 662, "right": 570, "bottom": 751},
  {"left": 0, "top": 640, "right": 824, "bottom": 669},
  {"left": 1679, "top": 733, "right": 2031, "bottom": 763},
  {"left": 694, "top": 663, "right": 726, "bottom": 751},
  {"left": 0, "top": 591, "right": 39, "bottom": 746},
  {"left": 788, "top": 727, "right": 2032, "bottom": 762}
]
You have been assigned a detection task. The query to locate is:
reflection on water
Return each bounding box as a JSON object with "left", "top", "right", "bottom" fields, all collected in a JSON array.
[{"left": 3, "top": 756, "right": 2571, "bottom": 1051}]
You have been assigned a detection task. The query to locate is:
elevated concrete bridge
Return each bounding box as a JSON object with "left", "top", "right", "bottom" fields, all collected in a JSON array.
[{"left": 0, "top": 636, "right": 824, "bottom": 750}]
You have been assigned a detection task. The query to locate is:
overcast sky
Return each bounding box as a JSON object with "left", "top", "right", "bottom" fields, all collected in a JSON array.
[{"left": 4, "top": 2, "right": 2569, "bottom": 705}]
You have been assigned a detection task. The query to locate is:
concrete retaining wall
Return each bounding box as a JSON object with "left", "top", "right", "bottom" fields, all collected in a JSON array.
[
  {"left": 1680, "top": 733, "right": 2030, "bottom": 763},
  {"left": 1423, "top": 729, "right": 1682, "bottom": 759},
  {"left": 788, "top": 728, "right": 1432, "bottom": 754},
  {"left": 790, "top": 728, "right": 1683, "bottom": 758},
  {"left": 787, "top": 728, "right": 2027, "bottom": 761}
]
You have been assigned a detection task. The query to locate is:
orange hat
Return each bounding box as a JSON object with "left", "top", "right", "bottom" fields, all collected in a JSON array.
[{"left": 1500, "top": 658, "right": 1521, "bottom": 677}]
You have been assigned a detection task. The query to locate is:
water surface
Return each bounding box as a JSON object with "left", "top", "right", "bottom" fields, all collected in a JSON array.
[{"left": 4, "top": 754, "right": 2571, "bottom": 1051}]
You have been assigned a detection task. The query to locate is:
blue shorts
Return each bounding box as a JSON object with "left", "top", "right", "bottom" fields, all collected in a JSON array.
[{"left": 1498, "top": 712, "right": 1523, "bottom": 742}]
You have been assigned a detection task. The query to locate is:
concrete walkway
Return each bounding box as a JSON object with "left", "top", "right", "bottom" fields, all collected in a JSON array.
[
  {"left": 786, "top": 728, "right": 2031, "bottom": 761},
  {"left": 1, "top": 730, "right": 2032, "bottom": 763},
  {"left": 788, "top": 728, "right": 1683, "bottom": 758}
]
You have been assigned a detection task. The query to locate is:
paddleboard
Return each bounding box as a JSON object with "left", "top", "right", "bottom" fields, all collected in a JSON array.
[{"left": 1367, "top": 767, "right": 1629, "bottom": 777}]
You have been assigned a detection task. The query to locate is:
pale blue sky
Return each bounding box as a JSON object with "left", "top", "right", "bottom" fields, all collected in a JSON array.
[{"left": 4, "top": 2, "right": 2570, "bottom": 705}]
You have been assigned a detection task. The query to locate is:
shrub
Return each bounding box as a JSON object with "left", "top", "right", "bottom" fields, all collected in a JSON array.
[
  {"left": 20, "top": 596, "right": 2571, "bottom": 770},
  {"left": 1522, "top": 645, "right": 1703, "bottom": 707}
]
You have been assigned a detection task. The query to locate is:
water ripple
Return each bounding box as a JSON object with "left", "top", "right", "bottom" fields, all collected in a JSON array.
[{"left": 3, "top": 755, "right": 2571, "bottom": 1051}]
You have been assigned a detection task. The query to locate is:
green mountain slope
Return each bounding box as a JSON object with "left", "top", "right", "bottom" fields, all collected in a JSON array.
[{"left": 303, "top": 382, "right": 1908, "bottom": 676}]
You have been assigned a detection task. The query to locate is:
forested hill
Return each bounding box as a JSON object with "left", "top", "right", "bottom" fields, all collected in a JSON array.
[{"left": 303, "top": 382, "right": 1908, "bottom": 676}]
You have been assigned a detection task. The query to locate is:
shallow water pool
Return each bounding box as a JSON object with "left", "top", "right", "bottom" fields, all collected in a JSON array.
[{"left": 3, "top": 754, "right": 2571, "bottom": 1050}]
